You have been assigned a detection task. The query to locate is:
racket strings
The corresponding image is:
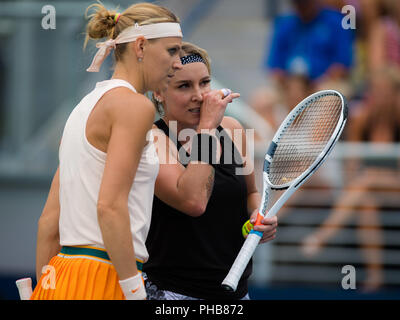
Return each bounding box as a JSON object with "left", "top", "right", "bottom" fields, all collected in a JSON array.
[{"left": 268, "top": 94, "right": 342, "bottom": 186}]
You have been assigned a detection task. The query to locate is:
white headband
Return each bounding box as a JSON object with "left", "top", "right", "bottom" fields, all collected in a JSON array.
[{"left": 86, "top": 22, "right": 183, "bottom": 72}]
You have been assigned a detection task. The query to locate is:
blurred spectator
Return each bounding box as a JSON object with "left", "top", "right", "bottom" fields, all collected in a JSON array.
[
  {"left": 249, "top": 0, "right": 354, "bottom": 145},
  {"left": 322, "top": 0, "right": 346, "bottom": 10},
  {"left": 301, "top": 65, "right": 400, "bottom": 292},
  {"left": 367, "top": 0, "right": 400, "bottom": 72},
  {"left": 249, "top": 86, "right": 283, "bottom": 140},
  {"left": 340, "top": 0, "right": 374, "bottom": 97},
  {"left": 249, "top": 74, "right": 313, "bottom": 151},
  {"left": 265, "top": 0, "right": 354, "bottom": 88}
]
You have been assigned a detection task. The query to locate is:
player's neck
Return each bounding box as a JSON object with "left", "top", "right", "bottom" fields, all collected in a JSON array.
[{"left": 112, "top": 64, "right": 145, "bottom": 94}]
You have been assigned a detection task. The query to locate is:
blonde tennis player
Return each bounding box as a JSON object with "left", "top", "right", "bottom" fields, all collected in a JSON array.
[
  {"left": 31, "top": 2, "right": 182, "bottom": 300},
  {"left": 143, "top": 42, "right": 278, "bottom": 300}
]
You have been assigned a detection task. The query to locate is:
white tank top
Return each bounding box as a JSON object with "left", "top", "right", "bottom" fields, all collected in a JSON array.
[{"left": 58, "top": 79, "right": 159, "bottom": 262}]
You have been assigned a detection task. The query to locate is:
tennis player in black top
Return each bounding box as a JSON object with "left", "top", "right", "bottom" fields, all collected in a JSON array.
[{"left": 143, "top": 42, "right": 278, "bottom": 300}]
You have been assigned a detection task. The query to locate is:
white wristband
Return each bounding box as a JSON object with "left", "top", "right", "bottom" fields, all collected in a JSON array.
[{"left": 119, "top": 273, "right": 147, "bottom": 300}]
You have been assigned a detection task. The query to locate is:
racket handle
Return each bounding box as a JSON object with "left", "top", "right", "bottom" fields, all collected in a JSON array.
[
  {"left": 221, "top": 232, "right": 261, "bottom": 292},
  {"left": 16, "top": 278, "right": 33, "bottom": 300}
]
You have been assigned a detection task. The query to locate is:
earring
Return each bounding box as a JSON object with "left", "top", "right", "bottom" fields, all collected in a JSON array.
[{"left": 138, "top": 57, "right": 143, "bottom": 62}]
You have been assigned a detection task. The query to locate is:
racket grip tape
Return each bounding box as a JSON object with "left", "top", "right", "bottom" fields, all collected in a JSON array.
[
  {"left": 221, "top": 232, "right": 262, "bottom": 292},
  {"left": 254, "top": 213, "right": 264, "bottom": 226},
  {"left": 241, "top": 220, "right": 253, "bottom": 238},
  {"left": 242, "top": 212, "right": 265, "bottom": 238}
]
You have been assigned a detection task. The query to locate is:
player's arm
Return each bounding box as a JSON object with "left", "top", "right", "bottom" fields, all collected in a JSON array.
[
  {"left": 97, "top": 90, "right": 154, "bottom": 299},
  {"left": 153, "top": 127, "right": 215, "bottom": 217},
  {"left": 35, "top": 166, "right": 62, "bottom": 282}
]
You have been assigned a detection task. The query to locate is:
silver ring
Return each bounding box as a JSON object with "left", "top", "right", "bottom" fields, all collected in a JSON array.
[{"left": 220, "top": 88, "right": 232, "bottom": 98}]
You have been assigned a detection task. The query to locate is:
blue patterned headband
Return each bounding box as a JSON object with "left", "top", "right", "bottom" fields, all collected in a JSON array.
[{"left": 180, "top": 54, "right": 205, "bottom": 65}]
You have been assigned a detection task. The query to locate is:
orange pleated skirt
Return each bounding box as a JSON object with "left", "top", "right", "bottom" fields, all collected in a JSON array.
[{"left": 31, "top": 246, "right": 134, "bottom": 300}]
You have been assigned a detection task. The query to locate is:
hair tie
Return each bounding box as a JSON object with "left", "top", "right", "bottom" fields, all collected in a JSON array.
[{"left": 114, "top": 13, "right": 121, "bottom": 24}]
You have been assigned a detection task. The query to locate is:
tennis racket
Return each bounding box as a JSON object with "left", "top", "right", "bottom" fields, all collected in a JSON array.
[{"left": 222, "top": 89, "right": 348, "bottom": 291}]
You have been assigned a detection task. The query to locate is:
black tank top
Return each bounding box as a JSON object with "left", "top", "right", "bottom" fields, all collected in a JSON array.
[{"left": 144, "top": 119, "right": 252, "bottom": 299}]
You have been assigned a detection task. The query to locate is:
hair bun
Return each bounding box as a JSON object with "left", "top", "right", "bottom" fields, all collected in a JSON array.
[{"left": 85, "top": 3, "right": 118, "bottom": 40}]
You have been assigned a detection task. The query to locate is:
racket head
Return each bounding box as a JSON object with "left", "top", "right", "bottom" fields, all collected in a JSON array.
[
  {"left": 263, "top": 90, "right": 347, "bottom": 190},
  {"left": 222, "top": 90, "right": 348, "bottom": 291}
]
